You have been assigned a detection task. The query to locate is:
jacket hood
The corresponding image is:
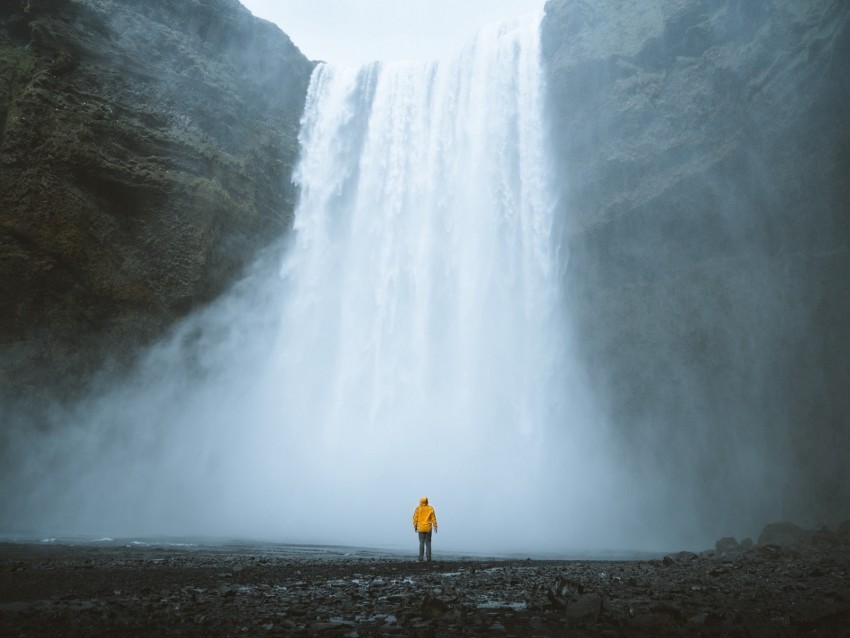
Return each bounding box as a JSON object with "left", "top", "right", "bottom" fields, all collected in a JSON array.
[{"left": 420, "top": 497, "right": 428, "bottom": 505}]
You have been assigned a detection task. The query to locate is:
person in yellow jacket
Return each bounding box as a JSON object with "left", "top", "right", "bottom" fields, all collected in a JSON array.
[{"left": 412, "top": 496, "right": 438, "bottom": 561}]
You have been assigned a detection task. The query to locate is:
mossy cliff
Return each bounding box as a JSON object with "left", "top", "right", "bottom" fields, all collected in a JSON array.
[
  {"left": 0, "top": 0, "right": 313, "bottom": 405},
  {"left": 541, "top": 0, "right": 850, "bottom": 528}
]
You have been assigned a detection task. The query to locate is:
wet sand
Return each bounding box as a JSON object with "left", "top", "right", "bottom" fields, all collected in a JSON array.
[{"left": 1, "top": 540, "right": 849, "bottom": 636}]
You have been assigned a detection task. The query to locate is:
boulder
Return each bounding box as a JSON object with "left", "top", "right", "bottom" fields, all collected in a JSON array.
[
  {"left": 566, "top": 593, "right": 602, "bottom": 622},
  {"left": 838, "top": 520, "right": 850, "bottom": 541},
  {"left": 757, "top": 522, "right": 811, "bottom": 548},
  {"left": 715, "top": 537, "right": 740, "bottom": 554},
  {"left": 673, "top": 551, "right": 699, "bottom": 562}
]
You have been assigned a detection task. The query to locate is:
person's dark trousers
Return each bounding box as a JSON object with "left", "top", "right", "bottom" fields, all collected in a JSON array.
[{"left": 418, "top": 531, "right": 432, "bottom": 561}]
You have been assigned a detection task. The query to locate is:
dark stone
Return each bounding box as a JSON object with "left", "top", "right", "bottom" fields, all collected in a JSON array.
[
  {"left": 650, "top": 602, "right": 682, "bottom": 618},
  {"left": 421, "top": 595, "right": 448, "bottom": 619},
  {"left": 812, "top": 528, "right": 839, "bottom": 548},
  {"left": 552, "top": 576, "right": 584, "bottom": 597},
  {"left": 758, "top": 522, "right": 811, "bottom": 548},
  {"left": 633, "top": 611, "right": 681, "bottom": 629},
  {"left": 565, "top": 593, "right": 602, "bottom": 622},
  {"left": 715, "top": 537, "right": 740, "bottom": 554},
  {"left": 756, "top": 544, "right": 783, "bottom": 559},
  {"left": 673, "top": 551, "right": 698, "bottom": 562}
]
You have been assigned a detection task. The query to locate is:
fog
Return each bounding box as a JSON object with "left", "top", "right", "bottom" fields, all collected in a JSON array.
[
  {"left": 0, "top": 11, "right": 654, "bottom": 555},
  {"left": 3, "top": 1, "right": 846, "bottom": 556}
]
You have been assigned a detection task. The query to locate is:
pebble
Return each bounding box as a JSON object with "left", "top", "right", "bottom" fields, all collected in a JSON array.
[{"left": 1, "top": 541, "right": 848, "bottom": 636}]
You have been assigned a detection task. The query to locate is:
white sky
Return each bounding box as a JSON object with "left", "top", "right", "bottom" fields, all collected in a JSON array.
[{"left": 239, "top": 0, "right": 546, "bottom": 66}]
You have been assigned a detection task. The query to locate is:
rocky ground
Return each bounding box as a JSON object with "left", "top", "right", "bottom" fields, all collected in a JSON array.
[{"left": 1, "top": 530, "right": 849, "bottom": 636}]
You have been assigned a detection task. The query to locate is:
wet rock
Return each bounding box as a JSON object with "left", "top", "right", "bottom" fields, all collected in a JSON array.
[
  {"left": 3, "top": 541, "right": 850, "bottom": 636},
  {"left": 672, "top": 551, "right": 698, "bottom": 562},
  {"left": 565, "top": 593, "right": 602, "bottom": 622},
  {"left": 715, "top": 537, "right": 740, "bottom": 554},
  {"left": 756, "top": 544, "right": 784, "bottom": 559},
  {"left": 633, "top": 611, "right": 681, "bottom": 630},
  {"left": 546, "top": 576, "right": 585, "bottom": 609},
  {"left": 758, "top": 522, "right": 810, "bottom": 548},
  {"left": 811, "top": 528, "right": 839, "bottom": 548},
  {"left": 421, "top": 595, "right": 448, "bottom": 619}
]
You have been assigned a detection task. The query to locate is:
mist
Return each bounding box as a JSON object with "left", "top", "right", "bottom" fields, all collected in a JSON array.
[
  {"left": 2, "top": 1, "right": 847, "bottom": 556},
  {"left": 1, "top": 11, "right": 647, "bottom": 555}
]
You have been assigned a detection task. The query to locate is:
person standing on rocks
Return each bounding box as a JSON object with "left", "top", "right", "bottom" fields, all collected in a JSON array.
[{"left": 413, "top": 496, "right": 438, "bottom": 561}]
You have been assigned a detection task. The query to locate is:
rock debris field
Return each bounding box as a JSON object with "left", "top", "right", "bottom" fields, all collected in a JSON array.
[{"left": 1, "top": 524, "right": 849, "bottom": 636}]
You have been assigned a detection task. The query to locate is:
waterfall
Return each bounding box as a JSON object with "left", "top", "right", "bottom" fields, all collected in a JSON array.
[
  {"left": 256, "top": 12, "right": 588, "bottom": 549},
  {"left": 6, "top": 12, "right": 623, "bottom": 553}
]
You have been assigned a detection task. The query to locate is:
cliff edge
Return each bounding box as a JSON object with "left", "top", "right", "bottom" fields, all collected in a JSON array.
[{"left": 0, "top": 0, "right": 313, "bottom": 406}]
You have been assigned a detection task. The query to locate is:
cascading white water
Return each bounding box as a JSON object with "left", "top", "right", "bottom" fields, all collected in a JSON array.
[
  {"left": 7, "top": 12, "right": 627, "bottom": 553},
  {"left": 251, "top": 12, "right": 596, "bottom": 549}
]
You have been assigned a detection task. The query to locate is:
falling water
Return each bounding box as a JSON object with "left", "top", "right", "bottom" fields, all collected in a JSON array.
[
  {"left": 5, "top": 13, "right": 626, "bottom": 553},
  {"left": 245, "top": 12, "right": 612, "bottom": 550}
]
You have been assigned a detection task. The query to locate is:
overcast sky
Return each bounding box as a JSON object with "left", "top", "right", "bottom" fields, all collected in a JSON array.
[{"left": 239, "top": 0, "right": 546, "bottom": 66}]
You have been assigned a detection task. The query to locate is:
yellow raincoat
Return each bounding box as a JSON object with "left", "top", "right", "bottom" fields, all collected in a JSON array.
[{"left": 413, "top": 497, "right": 437, "bottom": 533}]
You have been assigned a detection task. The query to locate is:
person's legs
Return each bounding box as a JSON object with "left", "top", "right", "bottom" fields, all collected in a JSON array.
[
  {"left": 425, "top": 531, "right": 432, "bottom": 561},
  {"left": 418, "top": 532, "right": 426, "bottom": 561}
]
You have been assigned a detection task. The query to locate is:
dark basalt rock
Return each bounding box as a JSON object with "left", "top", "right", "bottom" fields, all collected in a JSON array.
[
  {"left": 716, "top": 536, "right": 740, "bottom": 554},
  {"left": 0, "top": 0, "right": 313, "bottom": 410},
  {"left": 2, "top": 542, "right": 849, "bottom": 636},
  {"left": 758, "top": 521, "right": 811, "bottom": 547}
]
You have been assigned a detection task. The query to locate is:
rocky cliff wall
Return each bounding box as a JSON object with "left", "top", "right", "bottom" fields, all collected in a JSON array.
[
  {"left": 0, "top": 0, "right": 313, "bottom": 407},
  {"left": 541, "top": 0, "right": 850, "bottom": 531}
]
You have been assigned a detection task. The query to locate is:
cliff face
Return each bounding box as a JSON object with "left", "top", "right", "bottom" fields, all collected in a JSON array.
[
  {"left": 541, "top": 0, "right": 850, "bottom": 529},
  {"left": 0, "top": 0, "right": 313, "bottom": 405}
]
